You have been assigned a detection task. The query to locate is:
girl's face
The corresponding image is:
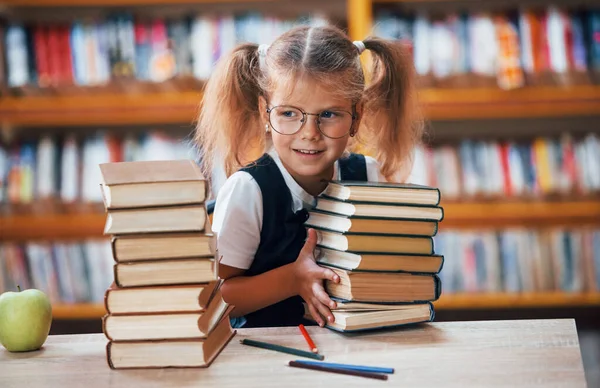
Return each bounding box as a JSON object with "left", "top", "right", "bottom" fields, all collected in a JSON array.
[{"left": 260, "top": 77, "right": 359, "bottom": 194}]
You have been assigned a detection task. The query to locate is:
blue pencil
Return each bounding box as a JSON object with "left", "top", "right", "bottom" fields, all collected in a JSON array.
[{"left": 292, "top": 360, "right": 394, "bottom": 374}]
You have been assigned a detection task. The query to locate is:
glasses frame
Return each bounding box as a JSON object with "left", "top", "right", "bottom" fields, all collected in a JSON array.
[{"left": 266, "top": 104, "right": 357, "bottom": 139}]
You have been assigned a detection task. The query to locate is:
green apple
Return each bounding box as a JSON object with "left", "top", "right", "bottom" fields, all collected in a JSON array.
[{"left": 0, "top": 286, "right": 52, "bottom": 352}]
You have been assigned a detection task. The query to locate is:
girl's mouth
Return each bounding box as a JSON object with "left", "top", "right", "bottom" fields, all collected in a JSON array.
[{"left": 293, "top": 149, "right": 324, "bottom": 157}]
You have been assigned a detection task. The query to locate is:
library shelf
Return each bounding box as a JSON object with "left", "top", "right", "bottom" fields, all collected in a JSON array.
[
  {"left": 0, "top": 91, "right": 202, "bottom": 127},
  {"left": 2, "top": 199, "right": 599, "bottom": 240},
  {"left": 435, "top": 292, "right": 600, "bottom": 310},
  {"left": 420, "top": 86, "right": 600, "bottom": 120},
  {"left": 441, "top": 199, "right": 600, "bottom": 228},
  {"left": 1, "top": 86, "right": 599, "bottom": 127},
  {"left": 0, "top": 212, "right": 106, "bottom": 241},
  {"left": 0, "top": 0, "right": 279, "bottom": 6},
  {"left": 50, "top": 292, "right": 600, "bottom": 320},
  {"left": 52, "top": 303, "right": 106, "bottom": 319}
]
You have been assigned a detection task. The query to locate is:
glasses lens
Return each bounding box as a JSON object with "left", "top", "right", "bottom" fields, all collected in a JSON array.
[
  {"left": 269, "top": 106, "right": 304, "bottom": 135},
  {"left": 318, "top": 110, "right": 354, "bottom": 138}
]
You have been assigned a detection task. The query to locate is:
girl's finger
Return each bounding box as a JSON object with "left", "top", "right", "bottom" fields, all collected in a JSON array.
[
  {"left": 314, "top": 299, "right": 334, "bottom": 325},
  {"left": 307, "top": 302, "right": 324, "bottom": 327},
  {"left": 320, "top": 267, "right": 340, "bottom": 283},
  {"left": 313, "top": 283, "right": 336, "bottom": 310}
]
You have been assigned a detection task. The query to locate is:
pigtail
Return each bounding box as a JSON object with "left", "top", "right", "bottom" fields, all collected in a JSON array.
[
  {"left": 359, "top": 38, "right": 424, "bottom": 181},
  {"left": 195, "top": 43, "right": 264, "bottom": 182}
]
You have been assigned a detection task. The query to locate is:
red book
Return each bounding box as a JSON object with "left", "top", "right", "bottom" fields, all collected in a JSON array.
[
  {"left": 33, "top": 25, "right": 51, "bottom": 87},
  {"left": 47, "top": 26, "right": 62, "bottom": 86}
]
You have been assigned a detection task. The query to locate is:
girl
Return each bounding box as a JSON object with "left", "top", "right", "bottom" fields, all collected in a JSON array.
[{"left": 195, "top": 25, "right": 422, "bottom": 328}]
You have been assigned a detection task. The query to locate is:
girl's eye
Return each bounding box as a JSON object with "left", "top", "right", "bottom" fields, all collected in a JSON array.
[
  {"left": 281, "top": 111, "right": 297, "bottom": 118},
  {"left": 320, "top": 111, "right": 338, "bottom": 119}
]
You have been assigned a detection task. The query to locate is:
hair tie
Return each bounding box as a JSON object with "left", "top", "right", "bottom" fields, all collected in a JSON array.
[
  {"left": 353, "top": 41, "right": 366, "bottom": 55},
  {"left": 258, "top": 44, "right": 270, "bottom": 57}
]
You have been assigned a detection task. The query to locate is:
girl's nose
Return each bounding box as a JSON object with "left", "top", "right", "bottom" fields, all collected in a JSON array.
[{"left": 301, "top": 115, "right": 321, "bottom": 140}]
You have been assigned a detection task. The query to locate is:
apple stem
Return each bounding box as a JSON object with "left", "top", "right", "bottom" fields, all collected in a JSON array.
[{"left": 17, "top": 285, "right": 21, "bottom": 292}]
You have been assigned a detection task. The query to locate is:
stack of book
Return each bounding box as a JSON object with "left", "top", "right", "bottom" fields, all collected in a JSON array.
[
  {"left": 304, "top": 181, "right": 444, "bottom": 332},
  {"left": 99, "top": 160, "right": 235, "bottom": 369}
]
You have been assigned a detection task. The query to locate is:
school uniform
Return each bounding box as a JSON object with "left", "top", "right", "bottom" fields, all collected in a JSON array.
[{"left": 212, "top": 149, "right": 386, "bottom": 328}]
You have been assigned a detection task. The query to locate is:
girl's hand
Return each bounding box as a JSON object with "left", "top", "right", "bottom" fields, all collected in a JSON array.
[{"left": 292, "top": 228, "right": 340, "bottom": 327}]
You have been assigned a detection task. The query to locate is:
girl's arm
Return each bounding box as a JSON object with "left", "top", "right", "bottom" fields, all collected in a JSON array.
[
  {"left": 219, "top": 229, "right": 340, "bottom": 326},
  {"left": 218, "top": 263, "right": 297, "bottom": 317}
]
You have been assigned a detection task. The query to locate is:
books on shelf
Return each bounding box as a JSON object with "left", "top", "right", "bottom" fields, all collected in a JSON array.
[
  {"left": 99, "top": 160, "right": 235, "bottom": 370},
  {"left": 2, "top": 13, "right": 328, "bottom": 91},
  {"left": 304, "top": 181, "right": 444, "bottom": 332},
  {"left": 374, "top": 7, "right": 600, "bottom": 89},
  {"left": 409, "top": 133, "right": 600, "bottom": 200},
  {"left": 436, "top": 228, "right": 600, "bottom": 293}
]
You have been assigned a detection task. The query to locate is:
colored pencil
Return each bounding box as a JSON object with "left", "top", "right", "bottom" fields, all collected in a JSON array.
[
  {"left": 240, "top": 339, "right": 324, "bottom": 360},
  {"left": 288, "top": 361, "right": 388, "bottom": 380},
  {"left": 292, "top": 360, "right": 394, "bottom": 374},
  {"left": 298, "top": 324, "right": 318, "bottom": 353}
]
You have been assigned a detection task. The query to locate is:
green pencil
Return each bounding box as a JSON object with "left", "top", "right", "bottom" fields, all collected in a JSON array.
[{"left": 240, "top": 338, "right": 325, "bottom": 360}]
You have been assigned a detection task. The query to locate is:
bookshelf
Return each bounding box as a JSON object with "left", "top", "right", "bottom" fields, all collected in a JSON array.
[
  {"left": 0, "top": 0, "right": 599, "bottom": 320},
  {"left": 2, "top": 87, "right": 599, "bottom": 127},
  {"left": 44, "top": 292, "right": 600, "bottom": 319},
  {"left": 434, "top": 292, "right": 600, "bottom": 310},
  {"left": 2, "top": 199, "right": 600, "bottom": 241},
  {"left": 53, "top": 303, "right": 106, "bottom": 320}
]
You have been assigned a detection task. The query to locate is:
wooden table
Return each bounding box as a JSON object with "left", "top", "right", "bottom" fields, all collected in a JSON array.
[{"left": 0, "top": 319, "right": 586, "bottom": 387}]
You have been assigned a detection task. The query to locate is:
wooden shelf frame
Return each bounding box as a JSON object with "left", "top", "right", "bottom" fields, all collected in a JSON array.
[
  {"left": 434, "top": 292, "right": 600, "bottom": 310},
  {"left": 49, "top": 292, "right": 600, "bottom": 319},
  {"left": 1, "top": 86, "right": 599, "bottom": 127},
  {"left": 0, "top": 0, "right": 279, "bottom": 6},
  {"left": 53, "top": 303, "right": 106, "bottom": 319},
  {"left": 0, "top": 91, "right": 203, "bottom": 127},
  {"left": 1, "top": 199, "right": 599, "bottom": 241}
]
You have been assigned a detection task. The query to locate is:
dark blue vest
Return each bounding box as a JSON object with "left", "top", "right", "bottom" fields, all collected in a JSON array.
[{"left": 239, "top": 153, "right": 368, "bottom": 328}]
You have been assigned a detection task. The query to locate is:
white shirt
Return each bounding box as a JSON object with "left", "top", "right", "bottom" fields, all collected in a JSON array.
[{"left": 212, "top": 149, "right": 387, "bottom": 270}]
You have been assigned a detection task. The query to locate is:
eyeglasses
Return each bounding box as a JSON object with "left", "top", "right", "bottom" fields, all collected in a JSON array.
[{"left": 266, "top": 105, "right": 356, "bottom": 139}]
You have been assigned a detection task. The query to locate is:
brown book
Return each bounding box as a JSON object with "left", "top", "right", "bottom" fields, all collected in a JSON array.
[
  {"left": 304, "top": 302, "right": 434, "bottom": 332},
  {"left": 106, "top": 316, "right": 236, "bottom": 369},
  {"left": 104, "top": 281, "right": 220, "bottom": 314},
  {"left": 114, "top": 258, "right": 215, "bottom": 287},
  {"left": 103, "top": 290, "right": 230, "bottom": 341},
  {"left": 324, "top": 267, "right": 441, "bottom": 303},
  {"left": 323, "top": 181, "right": 440, "bottom": 206},
  {"left": 316, "top": 247, "right": 443, "bottom": 273},
  {"left": 315, "top": 197, "right": 443, "bottom": 221},
  {"left": 306, "top": 211, "right": 438, "bottom": 237},
  {"left": 104, "top": 205, "right": 207, "bottom": 235},
  {"left": 314, "top": 229, "right": 434, "bottom": 255},
  {"left": 99, "top": 160, "right": 206, "bottom": 209},
  {"left": 111, "top": 233, "right": 215, "bottom": 262}
]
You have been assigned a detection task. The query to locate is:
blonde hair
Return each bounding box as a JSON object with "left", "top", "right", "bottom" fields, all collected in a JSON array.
[{"left": 195, "top": 25, "right": 423, "bottom": 182}]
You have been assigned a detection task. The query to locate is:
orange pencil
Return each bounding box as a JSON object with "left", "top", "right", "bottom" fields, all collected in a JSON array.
[{"left": 299, "top": 324, "right": 318, "bottom": 353}]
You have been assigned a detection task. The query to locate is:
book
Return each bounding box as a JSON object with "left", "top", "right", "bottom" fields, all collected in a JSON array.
[
  {"left": 106, "top": 316, "right": 236, "bottom": 369},
  {"left": 104, "top": 281, "right": 220, "bottom": 314},
  {"left": 314, "top": 229, "right": 434, "bottom": 255},
  {"left": 323, "top": 181, "right": 441, "bottom": 206},
  {"left": 315, "top": 247, "right": 443, "bottom": 273},
  {"left": 306, "top": 211, "right": 438, "bottom": 236},
  {"left": 111, "top": 233, "right": 215, "bottom": 262},
  {"left": 99, "top": 159, "right": 206, "bottom": 209},
  {"left": 315, "top": 198, "right": 444, "bottom": 221},
  {"left": 304, "top": 302, "right": 434, "bottom": 332},
  {"left": 113, "top": 258, "right": 215, "bottom": 287},
  {"left": 324, "top": 267, "right": 441, "bottom": 303},
  {"left": 103, "top": 291, "right": 231, "bottom": 341},
  {"left": 104, "top": 205, "right": 207, "bottom": 235}
]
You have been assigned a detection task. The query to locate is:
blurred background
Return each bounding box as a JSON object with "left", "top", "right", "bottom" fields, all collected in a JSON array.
[{"left": 0, "top": 0, "right": 598, "bottom": 384}]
